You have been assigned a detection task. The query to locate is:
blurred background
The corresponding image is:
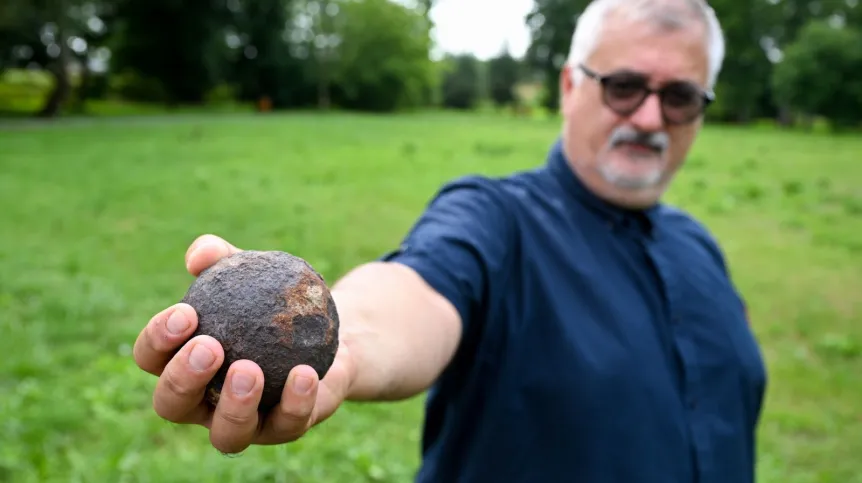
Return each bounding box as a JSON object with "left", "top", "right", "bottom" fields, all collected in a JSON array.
[{"left": 0, "top": 0, "right": 860, "bottom": 482}]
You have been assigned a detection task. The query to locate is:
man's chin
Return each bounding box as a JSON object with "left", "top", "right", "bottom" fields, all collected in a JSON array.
[
  {"left": 597, "top": 170, "right": 668, "bottom": 208},
  {"left": 598, "top": 163, "right": 665, "bottom": 191}
]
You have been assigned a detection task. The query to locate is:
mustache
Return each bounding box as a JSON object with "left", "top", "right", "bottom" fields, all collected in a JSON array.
[{"left": 608, "top": 126, "right": 669, "bottom": 152}]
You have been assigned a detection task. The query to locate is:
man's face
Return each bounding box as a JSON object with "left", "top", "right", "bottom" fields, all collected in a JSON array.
[{"left": 560, "top": 13, "right": 711, "bottom": 209}]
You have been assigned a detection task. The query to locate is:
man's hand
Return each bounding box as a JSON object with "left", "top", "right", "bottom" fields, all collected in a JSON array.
[{"left": 133, "top": 234, "right": 356, "bottom": 454}]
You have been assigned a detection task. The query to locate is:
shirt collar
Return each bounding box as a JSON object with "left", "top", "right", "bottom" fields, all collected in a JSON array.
[{"left": 545, "top": 139, "right": 658, "bottom": 238}]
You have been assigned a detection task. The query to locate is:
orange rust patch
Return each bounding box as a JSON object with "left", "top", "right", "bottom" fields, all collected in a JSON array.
[
  {"left": 272, "top": 269, "right": 332, "bottom": 336},
  {"left": 272, "top": 312, "right": 294, "bottom": 345},
  {"left": 325, "top": 323, "right": 334, "bottom": 345}
]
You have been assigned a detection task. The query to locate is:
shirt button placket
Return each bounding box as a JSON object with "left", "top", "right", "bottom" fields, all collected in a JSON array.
[{"left": 646, "top": 241, "right": 705, "bottom": 480}]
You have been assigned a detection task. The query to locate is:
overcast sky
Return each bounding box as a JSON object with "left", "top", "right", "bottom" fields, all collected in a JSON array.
[{"left": 428, "top": 0, "right": 536, "bottom": 60}]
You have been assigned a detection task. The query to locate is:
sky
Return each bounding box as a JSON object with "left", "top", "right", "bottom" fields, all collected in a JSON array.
[{"left": 427, "top": 0, "right": 536, "bottom": 60}]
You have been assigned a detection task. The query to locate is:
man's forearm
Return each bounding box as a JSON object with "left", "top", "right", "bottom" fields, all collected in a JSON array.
[{"left": 328, "top": 261, "right": 463, "bottom": 402}]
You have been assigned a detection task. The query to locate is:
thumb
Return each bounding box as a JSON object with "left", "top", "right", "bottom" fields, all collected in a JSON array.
[{"left": 185, "top": 234, "right": 242, "bottom": 276}]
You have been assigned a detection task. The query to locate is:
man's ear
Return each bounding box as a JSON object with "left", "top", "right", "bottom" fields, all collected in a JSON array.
[
  {"left": 559, "top": 64, "right": 575, "bottom": 112},
  {"left": 560, "top": 64, "right": 574, "bottom": 93}
]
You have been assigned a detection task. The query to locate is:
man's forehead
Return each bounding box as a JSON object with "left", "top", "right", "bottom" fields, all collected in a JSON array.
[
  {"left": 607, "top": 0, "right": 706, "bottom": 19},
  {"left": 588, "top": 16, "right": 710, "bottom": 84},
  {"left": 595, "top": 13, "right": 708, "bottom": 51},
  {"left": 603, "top": 0, "right": 705, "bottom": 31}
]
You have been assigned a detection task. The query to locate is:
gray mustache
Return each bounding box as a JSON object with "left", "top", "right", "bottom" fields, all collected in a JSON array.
[{"left": 608, "top": 126, "right": 669, "bottom": 152}]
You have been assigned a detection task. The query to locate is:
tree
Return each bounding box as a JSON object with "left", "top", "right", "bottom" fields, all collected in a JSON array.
[
  {"left": 110, "top": 0, "right": 230, "bottom": 105},
  {"left": 524, "top": 0, "right": 589, "bottom": 111},
  {"left": 329, "top": 0, "right": 436, "bottom": 112},
  {"left": 0, "top": 0, "right": 115, "bottom": 117},
  {"left": 771, "top": 20, "right": 862, "bottom": 129},
  {"left": 226, "top": 0, "right": 313, "bottom": 109},
  {"left": 440, "top": 54, "right": 481, "bottom": 110},
  {"left": 287, "top": 0, "right": 343, "bottom": 109},
  {"left": 487, "top": 43, "right": 521, "bottom": 109},
  {"left": 707, "top": 0, "right": 778, "bottom": 123}
]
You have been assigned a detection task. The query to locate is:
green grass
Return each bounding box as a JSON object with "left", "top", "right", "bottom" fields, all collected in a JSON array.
[{"left": 0, "top": 111, "right": 860, "bottom": 482}]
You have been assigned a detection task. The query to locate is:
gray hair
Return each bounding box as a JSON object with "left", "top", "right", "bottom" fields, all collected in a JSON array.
[{"left": 565, "top": 0, "right": 726, "bottom": 90}]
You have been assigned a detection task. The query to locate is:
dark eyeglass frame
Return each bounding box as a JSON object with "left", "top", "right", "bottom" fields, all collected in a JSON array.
[{"left": 578, "top": 64, "right": 714, "bottom": 125}]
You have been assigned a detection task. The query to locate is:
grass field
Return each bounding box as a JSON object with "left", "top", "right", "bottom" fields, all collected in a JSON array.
[{"left": 1, "top": 112, "right": 860, "bottom": 483}]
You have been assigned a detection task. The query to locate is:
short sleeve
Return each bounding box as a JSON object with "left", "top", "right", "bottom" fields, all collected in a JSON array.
[{"left": 380, "top": 175, "right": 515, "bottom": 332}]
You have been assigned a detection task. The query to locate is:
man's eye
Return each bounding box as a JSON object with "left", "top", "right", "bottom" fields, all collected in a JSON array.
[
  {"left": 664, "top": 86, "right": 698, "bottom": 106},
  {"left": 607, "top": 80, "right": 644, "bottom": 98}
]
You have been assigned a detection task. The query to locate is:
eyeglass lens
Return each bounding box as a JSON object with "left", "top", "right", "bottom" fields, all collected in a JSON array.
[{"left": 583, "top": 66, "right": 710, "bottom": 124}]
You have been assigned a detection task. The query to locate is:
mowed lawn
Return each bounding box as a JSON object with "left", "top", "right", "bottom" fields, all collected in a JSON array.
[{"left": 0, "top": 112, "right": 860, "bottom": 483}]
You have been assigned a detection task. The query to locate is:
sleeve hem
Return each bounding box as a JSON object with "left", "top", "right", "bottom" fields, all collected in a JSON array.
[{"left": 381, "top": 250, "right": 474, "bottom": 327}]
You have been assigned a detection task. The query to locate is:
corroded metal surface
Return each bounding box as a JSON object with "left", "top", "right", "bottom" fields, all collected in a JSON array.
[{"left": 181, "top": 250, "right": 340, "bottom": 413}]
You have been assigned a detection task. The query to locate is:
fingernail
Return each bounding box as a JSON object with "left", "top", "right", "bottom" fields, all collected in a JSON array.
[
  {"left": 232, "top": 372, "right": 254, "bottom": 396},
  {"left": 293, "top": 375, "right": 313, "bottom": 395},
  {"left": 186, "top": 246, "right": 204, "bottom": 271},
  {"left": 166, "top": 310, "right": 189, "bottom": 335},
  {"left": 189, "top": 344, "right": 215, "bottom": 371},
  {"left": 187, "top": 241, "right": 224, "bottom": 270}
]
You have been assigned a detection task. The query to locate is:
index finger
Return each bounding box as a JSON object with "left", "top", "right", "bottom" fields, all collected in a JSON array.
[{"left": 133, "top": 303, "right": 199, "bottom": 376}]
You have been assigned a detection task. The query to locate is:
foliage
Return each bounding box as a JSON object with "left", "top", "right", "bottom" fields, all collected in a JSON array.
[
  {"left": 707, "top": 0, "right": 777, "bottom": 123},
  {"left": 524, "top": 0, "right": 588, "bottom": 111},
  {"left": 2, "top": 0, "right": 862, "bottom": 125},
  {"left": 487, "top": 44, "right": 521, "bottom": 108},
  {"left": 771, "top": 21, "right": 862, "bottom": 129},
  {"left": 330, "top": 0, "right": 437, "bottom": 112},
  {"left": 0, "top": 0, "right": 118, "bottom": 115},
  {"left": 522, "top": 0, "right": 862, "bottom": 127},
  {"left": 225, "top": 0, "right": 312, "bottom": 109},
  {"left": 440, "top": 54, "right": 481, "bottom": 110},
  {"left": 110, "top": 0, "right": 230, "bottom": 105}
]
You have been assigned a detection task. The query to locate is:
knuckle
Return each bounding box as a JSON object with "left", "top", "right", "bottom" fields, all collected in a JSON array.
[
  {"left": 272, "top": 423, "right": 306, "bottom": 444},
  {"left": 146, "top": 316, "right": 174, "bottom": 352},
  {"left": 133, "top": 332, "right": 167, "bottom": 376},
  {"left": 132, "top": 343, "right": 147, "bottom": 369},
  {"left": 152, "top": 395, "right": 180, "bottom": 422},
  {"left": 218, "top": 408, "right": 256, "bottom": 428},
  {"left": 272, "top": 408, "right": 312, "bottom": 442},
  {"left": 161, "top": 370, "right": 200, "bottom": 400},
  {"left": 279, "top": 404, "right": 313, "bottom": 424},
  {"left": 281, "top": 429, "right": 306, "bottom": 443}
]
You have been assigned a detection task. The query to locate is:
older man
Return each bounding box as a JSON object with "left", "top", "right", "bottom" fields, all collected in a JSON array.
[{"left": 133, "top": 0, "right": 768, "bottom": 481}]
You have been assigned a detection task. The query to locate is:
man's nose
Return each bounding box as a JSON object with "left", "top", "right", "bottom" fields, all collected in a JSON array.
[{"left": 628, "top": 93, "right": 664, "bottom": 131}]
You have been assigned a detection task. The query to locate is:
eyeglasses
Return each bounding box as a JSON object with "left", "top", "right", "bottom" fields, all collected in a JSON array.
[{"left": 578, "top": 64, "right": 714, "bottom": 125}]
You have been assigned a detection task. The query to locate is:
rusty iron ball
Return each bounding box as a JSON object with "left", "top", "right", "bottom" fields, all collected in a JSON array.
[{"left": 180, "top": 250, "right": 340, "bottom": 414}]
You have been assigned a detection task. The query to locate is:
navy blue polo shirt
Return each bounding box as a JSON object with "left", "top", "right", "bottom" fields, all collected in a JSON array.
[{"left": 382, "top": 139, "right": 768, "bottom": 483}]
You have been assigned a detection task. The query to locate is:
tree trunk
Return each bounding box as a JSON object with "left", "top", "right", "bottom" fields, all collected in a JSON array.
[
  {"left": 777, "top": 104, "right": 794, "bottom": 128},
  {"left": 71, "top": 61, "right": 91, "bottom": 114},
  {"left": 38, "top": 27, "right": 71, "bottom": 118},
  {"left": 316, "top": 55, "right": 330, "bottom": 110}
]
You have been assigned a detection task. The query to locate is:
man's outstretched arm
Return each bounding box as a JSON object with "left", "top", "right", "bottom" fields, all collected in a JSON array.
[
  {"left": 133, "top": 235, "right": 464, "bottom": 454},
  {"left": 132, "top": 177, "right": 512, "bottom": 454},
  {"left": 331, "top": 260, "right": 463, "bottom": 402}
]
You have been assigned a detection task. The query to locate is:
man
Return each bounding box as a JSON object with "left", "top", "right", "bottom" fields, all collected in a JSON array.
[{"left": 133, "top": 0, "right": 768, "bottom": 481}]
